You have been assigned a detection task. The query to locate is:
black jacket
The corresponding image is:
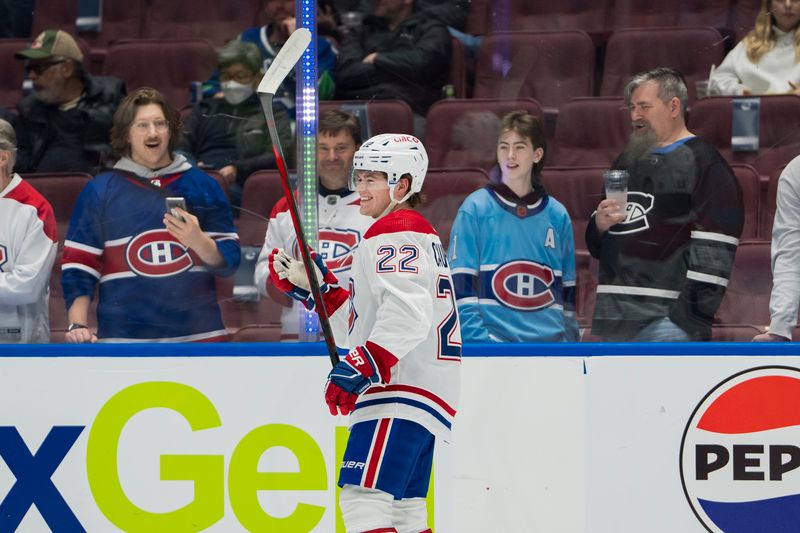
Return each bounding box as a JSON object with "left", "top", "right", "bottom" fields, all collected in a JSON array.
[
  {"left": 16, "top": 72, "right": 125, "bottom": 174},
  {"left": 177, "top": 93, "right": 292, "bottom": 184},
  {"left": 335, "top": 12, "right": 452, "bottom": 115},
  {"left": 586, "top": 137, "right": 744, "bottom": 340}
]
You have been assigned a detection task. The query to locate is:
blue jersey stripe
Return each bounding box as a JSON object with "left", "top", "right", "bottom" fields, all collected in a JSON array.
[{"left": 356, "top": 397, "right": 452, "bottom": 429}]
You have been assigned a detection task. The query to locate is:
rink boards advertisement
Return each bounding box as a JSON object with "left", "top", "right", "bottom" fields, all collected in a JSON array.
[{"left": 1, "top": 343, "right": 800, "bottom": 532}]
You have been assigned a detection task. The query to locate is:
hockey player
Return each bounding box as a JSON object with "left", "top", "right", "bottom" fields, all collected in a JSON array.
[
  {"left": 268, "top": 134, "right": 460, "bottom": 533},
  {"left": 61, "top": 87, "right": 240, "bottom": 342},
  {"left": 449, "top": 110, "right": 579, "bottom": 342},
  {"left": 255, "top": 109, "right": 373, "bottom": 339},
  {"left": 0, "top": 119, "right": 57, "bottom": 343}
]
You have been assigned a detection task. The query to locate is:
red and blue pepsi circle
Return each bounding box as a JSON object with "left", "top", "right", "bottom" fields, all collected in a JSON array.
[{"left": 680, "top": 366, "right": 800, "bottom": 533}]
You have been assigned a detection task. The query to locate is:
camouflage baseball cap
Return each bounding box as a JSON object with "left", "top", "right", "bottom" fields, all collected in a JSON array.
[{"left": 15, "top": 29, "right": 84, "bottom": 63}]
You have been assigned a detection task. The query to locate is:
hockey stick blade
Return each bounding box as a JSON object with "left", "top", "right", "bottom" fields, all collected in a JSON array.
[{"left": 257, "top": 28, "right": 311, "bottom": 96}]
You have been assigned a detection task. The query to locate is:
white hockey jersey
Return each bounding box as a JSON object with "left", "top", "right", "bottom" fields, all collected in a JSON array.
[
  {"left": 0, "top": 174, "right": 57, "bottom": 343},
  {"left": 329, "top": 209, "right": 462, "bottom": 441},
  {"left": 255, "top": 187, "right": 373, "bottom": 338}
]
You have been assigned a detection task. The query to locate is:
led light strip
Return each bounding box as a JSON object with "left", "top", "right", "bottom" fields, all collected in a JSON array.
[{"left": 296, "top": 0, "right": 320, "bottom": 338}]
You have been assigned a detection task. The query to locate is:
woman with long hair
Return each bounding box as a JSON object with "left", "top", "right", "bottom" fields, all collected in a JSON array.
[{"left": 710, "top": 0, "right": 800, "bottom": 95}]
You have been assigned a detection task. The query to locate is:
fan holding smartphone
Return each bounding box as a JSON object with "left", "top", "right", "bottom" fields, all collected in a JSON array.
[
  {"left": 61, "top": 88, "right": 241, "bottom": 343},
  {"left": 165, "top": 197, "right": 187, "bottom": 222}
]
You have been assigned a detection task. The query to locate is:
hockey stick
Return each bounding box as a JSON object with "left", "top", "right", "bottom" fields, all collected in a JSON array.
[{"left": 257, "top": 28, "right": 340, "bottom": 367}]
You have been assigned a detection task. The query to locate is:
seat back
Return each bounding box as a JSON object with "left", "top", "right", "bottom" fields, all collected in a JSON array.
[
  {"left": 143, "top": 0, "right": 259, "bottom": 46},
  {"left": 473, "top": 31, "right": 595, "bottom": 110},
  {"left": 448, "top": 36, "right": 468, "bottom": 99},
  {"left": 601, "top": 26, "right": 725, "bottom": 103},
  {"left": 712, "top": 324, "right": 764, "bottom": 341},
  {"left": 611, "top": 0, "right": 733, "bottom": 31},
  {"left": 418, "top": 167, "right": 490, "bottom": 251},
  {"left": 688, "top": 95, "right": 800, "bottom": 181},
  {"left": 729, "top": 163, "right": 760, "bottom": 241},
  {"left": 488, "top": 0, "right": 613, "bottom": 33},
  {"left": 0, "top": 39, "right": 30, "bottom": 108},
  {"left": 424, "top": 98, "right": 544, "bottom": 169},
  {"left": 23, "top": 172, "right": 94, "bottom": 337},
  {"left": 79, "top": 0, "right": 148, "bottom": 48},
  {"left": 539, "top": 166, "right": 605, "bottom": 252},
  {"left": 23, "top": 172, "right": 92, "bottom": 243},
  {"left": 239, "top": 170, "right": 284, "bottom": 247},
  {"left": 103, "top": 38, "right": 217, "bottom": 108},
  {"left": 550, "top": 97, "right": 630, "bottom": 168},
  {"left": 319, "top": 99, "right": 415, "bottom": 138},
  {"left": 715, "top": 241, "right": 772, "bottom": 326}
]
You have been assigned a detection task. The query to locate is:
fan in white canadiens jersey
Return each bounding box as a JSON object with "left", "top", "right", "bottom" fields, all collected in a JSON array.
[{"left": 268, "top": 133, "right": 461, "bottom": 533}]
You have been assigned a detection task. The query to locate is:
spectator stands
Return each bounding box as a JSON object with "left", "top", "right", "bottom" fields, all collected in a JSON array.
[
  {"left": 688, "top": 95, "right": 800, "bottom": 187},
  {"left": 319, "top": 99, "right": 415, "bottom": 138},
  {"left": 473, "top": 30, "right": 595, "bottom": 112},
  {"left": 601, "top": 26, "right": 725, "bottom": 103},
  {"left": 549, "top": 97, "right": 629, "bottom": 168},
  {"left": 103, "top": 39, "right": 217, "bottom": 108},
  {"left": 11, "top": 0, "right": 782, "bottom": 342}
]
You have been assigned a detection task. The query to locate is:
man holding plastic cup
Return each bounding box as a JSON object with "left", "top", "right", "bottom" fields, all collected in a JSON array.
[{"left": 586, "top": 68, "right": 744, "bottom": 342}]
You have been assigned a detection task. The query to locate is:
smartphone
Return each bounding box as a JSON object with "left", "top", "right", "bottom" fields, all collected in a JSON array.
[{"left": 165, "top": 197, "right": 187, "bottom": 221}]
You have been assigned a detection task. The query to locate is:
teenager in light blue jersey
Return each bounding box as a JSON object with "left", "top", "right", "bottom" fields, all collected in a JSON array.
[{"left": 448, "top": 110, "right": 579, "bottom": 342}]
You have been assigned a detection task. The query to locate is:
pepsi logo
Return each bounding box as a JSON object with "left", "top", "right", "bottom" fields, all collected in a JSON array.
[
  {"left": 680, "top": 366, "right": 800, "bottom": 533},
  {"left": 125, "top": 229, "right": 194, "bottom": 277},
  {"left": 491, "top": 260, "right": 555, "bottom": 310},
  {"left": 0, "top": 244, "right": 6, "bottom": 271}
]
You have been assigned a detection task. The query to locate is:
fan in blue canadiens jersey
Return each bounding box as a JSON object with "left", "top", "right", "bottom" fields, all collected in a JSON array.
[
  {"left": 268, "top": 133, "right": 460, "bottom": 533},
  {"left": 61, "top": 88, "right": 240, "bottom": 343},
  {"left": 449, "top": 110, "right": 579, "bottom": 342}
]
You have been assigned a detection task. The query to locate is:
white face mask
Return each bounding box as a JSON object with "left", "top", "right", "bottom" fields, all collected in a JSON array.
[{"left": 221, "top": 80, "right": 254, "bottom": 105}]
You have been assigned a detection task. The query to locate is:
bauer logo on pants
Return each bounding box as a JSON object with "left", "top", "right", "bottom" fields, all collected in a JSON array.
[{"left": 680, "top": 366, "right": 800, "bottom": 533}]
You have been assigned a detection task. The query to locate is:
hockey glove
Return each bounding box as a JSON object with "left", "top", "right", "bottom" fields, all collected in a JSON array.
[
  {"left": 268, "top": 248, "right": 314, "bottom": 308},
  {"left": 268, "top": 248, "right": 350, "bottom": 315},
  {"left": 324, "top": 345, "right": 383, "bottom": 416}
]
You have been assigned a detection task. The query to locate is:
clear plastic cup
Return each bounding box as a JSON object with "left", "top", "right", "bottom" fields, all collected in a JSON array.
[{"left": 603, "top": 170, "right": 628, "bottom": 216}]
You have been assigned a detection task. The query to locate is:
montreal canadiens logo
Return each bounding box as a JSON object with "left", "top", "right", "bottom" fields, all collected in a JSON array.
[
  {"left": 491, "top": 260, "right": 554, "bottom": 310},
  {"left": 125, "top": 229, "right": 194, "bottom": 277},
  {"left": 319, "top": 229, "right": 361, "bottom": 272},
  {"left": 0, "top": 244, "right": 6, "bottom": 271},
  {"left": 680, "top": 366, "right": 800, "bottom": 533},
  {"left": 608, "top": 191, "right": 654, "bottom": 235}
]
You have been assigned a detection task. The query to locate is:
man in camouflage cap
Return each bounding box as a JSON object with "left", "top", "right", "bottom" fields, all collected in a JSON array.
[{"left": 14, "top": 29, "right": 125, "bottom": 173}]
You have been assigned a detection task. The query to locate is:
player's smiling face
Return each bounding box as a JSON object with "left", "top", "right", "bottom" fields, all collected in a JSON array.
[
  {"left": 354, "top": 170, "right": 391, "bottom": 218},
  {"left": 127, "top": 103, "right": 172, "bottom": 169}
]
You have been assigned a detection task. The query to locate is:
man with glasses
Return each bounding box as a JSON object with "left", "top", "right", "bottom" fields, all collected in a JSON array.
[
  {"left": 14, "top": 29, "right": 125, "bottom": 173},
  {"left": 0, "top": 118, "right": 57, "bottom": 343},
  {"left": 177, "top": 40, "right": 291, "bottom": 209}
]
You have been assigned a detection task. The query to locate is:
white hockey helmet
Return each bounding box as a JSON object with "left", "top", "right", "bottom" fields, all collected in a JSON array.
[{"left": 349, "top": 133, "right": 428, "bottom": 203}]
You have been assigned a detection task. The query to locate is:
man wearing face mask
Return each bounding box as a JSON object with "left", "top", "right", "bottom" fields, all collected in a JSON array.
[{"left": 177, "top": 40, "right": 292, "bottom": 208}]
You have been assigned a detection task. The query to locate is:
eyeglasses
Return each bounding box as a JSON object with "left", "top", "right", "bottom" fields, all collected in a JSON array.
[
  {"left": 219, "top": 71, "right": 255, "bottom": 83},
  {"left": 24, "top": 60, "right": 65, "bottom": 76},
  {"left": 132, "top": 120, "right": 169, "bottom": 132}
]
